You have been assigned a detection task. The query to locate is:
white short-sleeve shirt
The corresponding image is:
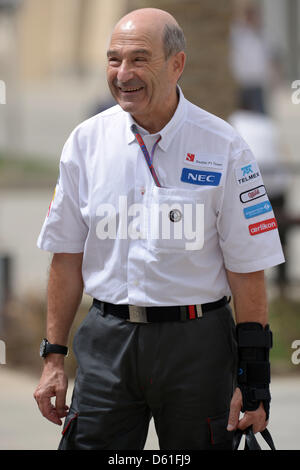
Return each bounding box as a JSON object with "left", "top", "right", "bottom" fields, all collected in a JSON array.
[{"left": 37, "top": 87, "right": 285, "bottom": 306}]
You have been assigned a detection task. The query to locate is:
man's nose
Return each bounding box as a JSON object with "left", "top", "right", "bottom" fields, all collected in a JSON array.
[{"left": 117, "top": 60, "right": 134, "bottom": 83}]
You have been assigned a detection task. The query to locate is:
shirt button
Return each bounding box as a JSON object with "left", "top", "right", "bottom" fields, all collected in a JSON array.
[{"left": 133, "top": 280, "right": 139, "bottom": 287}]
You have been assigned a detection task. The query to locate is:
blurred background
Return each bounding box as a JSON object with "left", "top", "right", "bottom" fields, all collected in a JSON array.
[{"left": 0, "top": 0, "right": 300, "bottom": 450}]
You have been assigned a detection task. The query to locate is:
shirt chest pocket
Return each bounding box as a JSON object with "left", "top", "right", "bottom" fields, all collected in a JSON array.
[{"left": 146, "top": 186, "right": 205, "bottom": 252}]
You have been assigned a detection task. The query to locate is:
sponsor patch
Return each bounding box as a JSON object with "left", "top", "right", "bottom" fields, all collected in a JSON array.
[
  {"left": 235, "top": 161, "right": 261, "bottom": 186},
  {"left": 184, "top": 153, "right": 224, "bottom": 169},
  {"left": 47, "top": 187, "right": 56, "bottom": 217},
  {"left": 249, "top": 218, "right": 277, "bottom": 236},
  {"left": 240, "top": 185, "right": 266, "bottom": 204},
  {"left": 243, "top": 200, "right": 272, "bottom": 219},
  {"left": 181, "top": 168, "right": 221, "bottom": 186}
]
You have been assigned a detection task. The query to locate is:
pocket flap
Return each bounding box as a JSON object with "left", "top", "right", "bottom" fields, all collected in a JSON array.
[
  {"left": 62, "top": 410, "right": 78, "bottom": 436},
  {"left": 207, "top": 411, "right": 232, "bottom": 445}
]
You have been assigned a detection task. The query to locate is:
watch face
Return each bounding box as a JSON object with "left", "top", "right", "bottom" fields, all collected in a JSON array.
[{"left": 40, "top": 339, "right": 47, "bottom": 357}]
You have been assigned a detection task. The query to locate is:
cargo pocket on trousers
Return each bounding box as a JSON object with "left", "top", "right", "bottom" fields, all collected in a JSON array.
[
  {"left": 206, "top": 411, "right": 233, "bottom": 450},
  {"left": 58, "top": 410, "right": 78, "bottom": 450}
]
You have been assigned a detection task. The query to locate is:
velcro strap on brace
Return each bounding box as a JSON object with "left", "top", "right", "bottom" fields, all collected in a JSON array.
[
  {"left": 237, "top": 361, "right": 270, "bottom": 385},
  {"left": 241, "top": 386, "right": 271, "bottom": 404},
  {"left": 237, "top": 329, "right": 273, "bottom": 349},
  {"left": 238, "top": 385, "right": 271, "bottom": 415}
]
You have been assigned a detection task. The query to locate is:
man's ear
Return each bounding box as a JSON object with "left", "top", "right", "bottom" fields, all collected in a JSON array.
[{"left": 172, "top": 51, "right": 186, "bottom": 80}]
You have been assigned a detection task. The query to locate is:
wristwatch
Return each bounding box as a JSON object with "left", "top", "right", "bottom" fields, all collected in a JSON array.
[{"left": 39, "top": 338, "right": 68, "bottom": 358}]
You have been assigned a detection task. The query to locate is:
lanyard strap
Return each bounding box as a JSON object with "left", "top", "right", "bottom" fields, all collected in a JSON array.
[{"left": 131, "top": 124, "right": 162, "bottom": 187}]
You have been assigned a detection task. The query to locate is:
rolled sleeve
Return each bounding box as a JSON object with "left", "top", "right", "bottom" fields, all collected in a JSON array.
[{"left": 217, "top": 147, "right": 285, "bottom": 273}]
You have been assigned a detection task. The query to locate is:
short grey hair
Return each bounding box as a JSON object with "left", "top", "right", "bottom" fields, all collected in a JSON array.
[{"left": 163, "top": 23, "right": 186, "bottom": 59}]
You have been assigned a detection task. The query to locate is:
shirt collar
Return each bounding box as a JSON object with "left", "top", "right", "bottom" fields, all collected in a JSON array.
[{"left": 125, "top": 85, "right": 187, "bottom": 151}]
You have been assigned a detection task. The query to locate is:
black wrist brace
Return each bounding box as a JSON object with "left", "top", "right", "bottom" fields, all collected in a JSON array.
[{"left": 236, "top": 322, "right": 272, "bottom": 420}]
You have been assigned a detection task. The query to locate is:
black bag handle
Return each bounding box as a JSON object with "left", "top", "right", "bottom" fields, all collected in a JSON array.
[{"left": 233, "top": 426, "right": 276, "bottom": 450}]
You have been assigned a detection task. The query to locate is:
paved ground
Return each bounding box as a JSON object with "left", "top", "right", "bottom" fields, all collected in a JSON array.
[{"left": 0, "top": 368, "right": 299, "bottom": 450}]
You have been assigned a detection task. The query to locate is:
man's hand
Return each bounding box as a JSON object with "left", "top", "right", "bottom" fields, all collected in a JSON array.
[
  {"left": 34, "top": 356, "right": 69, "bottom": 425},
  {"left": 34, "top": 253, "right": 83, "bottom": 425},
  {"left": 227, "top": 387, "right": 268, "bottom": 434}
]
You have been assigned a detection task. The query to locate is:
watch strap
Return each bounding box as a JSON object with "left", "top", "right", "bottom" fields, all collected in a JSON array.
[
  {"left": 46, "top": 343, "right": 68, "bottom": 356},
  {"left": 41, "top": 338, "right": 68, "bottom": 358}
]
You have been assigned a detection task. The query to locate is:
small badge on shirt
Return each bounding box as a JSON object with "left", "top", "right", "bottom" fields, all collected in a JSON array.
[
  {"left": 181, "top": 168, "right": 221, "bottom": 186},
  {"left": 235, "top": 161, "right": 261, "bottom": 186},
  {"left": 184, "top": 153, "right": 224, "bottom": 169},
  {"left": 248, "top": 218, "right": 277, "bottom": 236},
  {"left": 243, "top": 200, "right": 272, "bottom": 219},
  {"left": 169, "top": 209, "right": 182, "bottom": 223},
  {"left": 240, "top": 185, "right": 266, "bottom": 204}
]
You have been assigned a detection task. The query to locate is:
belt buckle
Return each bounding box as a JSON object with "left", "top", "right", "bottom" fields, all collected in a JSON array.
[{"left": 128, "top": 305, "right": 148, "bottom": 323}]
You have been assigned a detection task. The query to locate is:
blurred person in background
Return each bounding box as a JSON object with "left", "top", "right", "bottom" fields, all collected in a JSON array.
[
  {"left": 229, "top": 1, "right": 289, "bottom": 292},
  {"left": 230, "top": 2, "right": 270, "bottom": 114}
]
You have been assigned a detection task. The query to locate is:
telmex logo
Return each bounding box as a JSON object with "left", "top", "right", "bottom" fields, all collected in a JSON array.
[
  {"left": 249, "top": 218, "right": 277, "bottom": 236},
  {"left": 181, "top": 168, "right": 221, "bottom": 186},
  {"left": 235, "top": 161, "right": 260, "bottom": 186},
  {"left": 242, "top": 164, "right": 253, "bottom": 176}
]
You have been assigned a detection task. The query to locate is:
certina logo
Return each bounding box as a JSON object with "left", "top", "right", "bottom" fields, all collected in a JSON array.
[
  {"left": 240, "top": 185, "right": 266, "bottom": 204},
  {"left": 235, "top": 161, "right": 261, "bottom": 186},
  {"left": 249, "top": 218, "right": 277, "bottom": 236},
  {"left": 181, "top": 168, "right": 221, "bottom": 186}
]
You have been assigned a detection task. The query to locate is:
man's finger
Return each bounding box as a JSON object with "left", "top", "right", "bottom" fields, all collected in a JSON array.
[
  {"left": 55, "top": 386, "right": 68, "bottom": 418},
  {"left": 237, "top": 413, "right": 253, "bottom": 431},
  {"left": 238, "top": 406, "right": 267, "bottom": 433},
  {"left": 38, "top": 395, "right": 62, "bottom": 425},
  {"left": 227, "top": 390, "right": 242, "bottom": 431}
]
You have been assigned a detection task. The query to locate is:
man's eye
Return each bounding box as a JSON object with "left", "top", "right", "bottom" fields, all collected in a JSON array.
[
  {"left": 135, "top": 57, "right": 146, "bottom": 62},
  {"left": 108, "top": 58, "right": 120, "bottom": 64}
]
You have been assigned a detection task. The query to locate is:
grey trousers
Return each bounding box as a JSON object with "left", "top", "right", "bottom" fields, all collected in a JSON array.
[{"left": 58, "top": 302, "right": 237, "bottom": 450}]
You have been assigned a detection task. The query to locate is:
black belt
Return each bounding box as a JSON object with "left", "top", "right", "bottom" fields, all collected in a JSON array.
[{"left": 93, "top": 297, "right": 229, "bottom": 323}]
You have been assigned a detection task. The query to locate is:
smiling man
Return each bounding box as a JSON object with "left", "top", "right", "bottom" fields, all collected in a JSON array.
[
  {"left": 34, "top": 8, "right": 284, "bottom": 450},
  {"left": 106, "top": 10, "right": 184, "bottom": 133}
]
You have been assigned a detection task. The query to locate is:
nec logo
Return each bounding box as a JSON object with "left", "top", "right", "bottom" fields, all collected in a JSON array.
[{"left": 181, "top": 168, "right": 221, "bottom": 186}]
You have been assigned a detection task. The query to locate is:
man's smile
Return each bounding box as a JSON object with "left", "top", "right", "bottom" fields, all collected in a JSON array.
[
  {"left": 119, "top": 86, "right": 144, "bottom": 92},
  {"left": 117, "top": 86, "right": 145, "bottom": 96}
]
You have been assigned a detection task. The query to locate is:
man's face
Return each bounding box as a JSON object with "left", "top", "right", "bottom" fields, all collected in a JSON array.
[{"left": 106, "top": 22, "right": 176, "bottom": 122}]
